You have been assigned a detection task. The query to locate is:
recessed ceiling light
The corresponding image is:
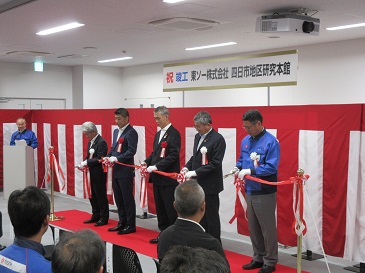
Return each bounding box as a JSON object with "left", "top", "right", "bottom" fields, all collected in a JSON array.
[
  {"left": 162, "top": 0, "right": 185, "bottom": 3},
  {"left": 98, "top": 57, "right": 133, "bottom": 63},
  {"left": 36, "top": 22, "right": 85, "bottom": 36},
  {"left": 185, "top": 42, "right": 237, "bottom": 51},
  {"left": 326, "top": 23, "right": 365, "bottom": 31}
]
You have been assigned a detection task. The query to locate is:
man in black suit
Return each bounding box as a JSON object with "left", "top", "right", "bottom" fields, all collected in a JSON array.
[
  {"left": 183, "top": 111, "right": 226, "bottom": 242},
  {"left": 106, "top": 108, "right": 138, "bottom": 235},
  {"left": 79, "top": 122, "right": 109, "bottom": 226},
  {"left": 158, "top": 180, "right": 226, "bottom": 261},
  {"left": 145, "top": 106, "right": 181, "bottom": 244}
]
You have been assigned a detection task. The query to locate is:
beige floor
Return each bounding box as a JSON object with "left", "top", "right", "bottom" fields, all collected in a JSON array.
[{"left": 0, "top": 190, "right": 357, "bottom": 273}]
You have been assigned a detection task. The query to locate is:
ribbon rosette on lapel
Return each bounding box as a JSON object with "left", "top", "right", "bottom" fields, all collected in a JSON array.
[
  {"left": 117, "top": 138, "right": 124, "bottom": 153},
  {"left": 200, "top": 146, "right": 208, "bottom": 165},
  {"left": 250, "top": 152, "right": 260, "bottom": 168},
  {"left": 89, "top": 148, "right": 95, "bottom": 159},
  {"left": 160, "top": 141, "right": 168, "bottom": 158}
]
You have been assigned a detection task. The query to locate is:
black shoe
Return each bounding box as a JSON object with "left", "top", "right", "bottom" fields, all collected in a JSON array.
[
  {"left": 258, "top": 265, "right": 276, "bottom": 273},
  {"left": 118, "top": 226, "right": 136, "bottom": 235},
  {"left": 84, "top": 217, "right": 99, "bottom": 224},
  {"left": 242, "top": 260, "right": 264, "bottom": 270},
  {"left": 108, "top": 223, "right": 125, "bottom": 232},
  {"left": 149, "top": 237, "right": 159, "bottom": 244},
  {"left": 94, "top": 219, "right": 108, "bottom": 226}
]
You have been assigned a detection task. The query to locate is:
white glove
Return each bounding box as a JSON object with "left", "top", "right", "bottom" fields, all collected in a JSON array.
[
  {"left": 108, "top": 156, "right": 118, "bottom": 163},
  {"left": 147, "top": 165, "right": 158, "bottom": 173},
  {"left": 77, "top": 160, "right": 87, "bottom": 168},
  {"left": 238, "top": 169, "right": 251, "bottom": 180},
  {"left": 185, "top": 171, "right": 197, "bottom": 180},
  {"left": 181, "top": 167, "right": 189, "bottom": 173},
  {"left": 230, "top": 166, "right": 239, "bottom": 175}
]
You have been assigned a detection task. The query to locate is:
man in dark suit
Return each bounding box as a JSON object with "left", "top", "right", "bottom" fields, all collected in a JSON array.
[
  {"left": 183, "top": 111, "right": 226, "bottom": 242},
  {"left": 79, "top": 122, "right": 109, "bottom": 226},
  {"left": 145, "top": 106, "right": 181, "bottom": 244},
  {"left": 158, "top": 180, "right": 226, "bottom": 261},
  {"left": 106, "top": 108, "right": 138, "bottom": 235}
]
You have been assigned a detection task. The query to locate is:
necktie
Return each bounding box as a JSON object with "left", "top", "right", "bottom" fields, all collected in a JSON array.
[
  {"left": 117, "top": 128, "right": 123, "bottom": 140},
  {"left": 197, "top": 134, "right": 205, "bottom": 151},
  {"left": 158, "top": 129, "right": 165, "bottom": 143}
]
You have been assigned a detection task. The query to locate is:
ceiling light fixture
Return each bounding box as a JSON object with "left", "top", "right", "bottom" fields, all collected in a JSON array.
[
  {"left": 185, "top": 42, "right": 237, "bottom": 51},
  {"left": 36, "top": 22, "right": 85, "bottom": 36},
  {"left": 98, "top": 57, "right": 133, "bottom": 63},
  {"left": 162, "top": 0, "right": 185, "bottom": 3},
  {"left": 326, "top": 22, "right": 365, "bottom": 31}
]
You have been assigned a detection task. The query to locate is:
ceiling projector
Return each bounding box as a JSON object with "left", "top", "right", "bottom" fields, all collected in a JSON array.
[{"left": 256, "top": 14, "right": 320, "bottom": 35}]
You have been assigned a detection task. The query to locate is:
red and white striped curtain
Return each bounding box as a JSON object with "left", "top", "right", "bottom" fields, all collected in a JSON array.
[{"left": 1, "top": 105, "right": 364, "bottom": 261}]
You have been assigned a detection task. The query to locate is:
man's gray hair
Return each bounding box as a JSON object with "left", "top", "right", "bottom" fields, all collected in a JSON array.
[
  {"left": 174, "top": 180, "right": 205, "bottom": 217},
  {"left": 52, "top": 229, "right": 105, "bottom": 273},
  {"left": 154, "top": 106, "right": 170, "bottom": 116},
  {"left": 81, "top": 122, "right": 98, "bottom": 133},
  {"left": 193, "top": 111, "right": 212, "bottom": 125}
]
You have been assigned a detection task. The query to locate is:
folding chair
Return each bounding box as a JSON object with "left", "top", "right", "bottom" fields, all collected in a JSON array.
[{"left": 113, "top": 244, "right": 143, "bottom": 273}]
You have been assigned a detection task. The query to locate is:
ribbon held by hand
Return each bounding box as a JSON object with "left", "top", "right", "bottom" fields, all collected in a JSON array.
[
  {"left": 117, "top": 138, "right": 124, "bottom": 153},
  {"left": 100, "top": 157, "right": 114, "bottom": 195},
  {"left": 160, "top": 141, "right": 168, "bottom": 158},
  {"left": 76, "top": 165, "right": 91, "bottom": 199}
]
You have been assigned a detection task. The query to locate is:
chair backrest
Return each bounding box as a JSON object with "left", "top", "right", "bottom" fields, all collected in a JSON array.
[
  {"left": 113, "top": 245, "right": 143, "bottom": 273},
  {"left": 153, "top": 258, "right": 161, "bottom": 273}
]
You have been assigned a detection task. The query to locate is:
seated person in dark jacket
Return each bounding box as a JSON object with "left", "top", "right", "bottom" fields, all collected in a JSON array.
[{"left": 158, "top": 180, "right": 226, "bottom": 262}]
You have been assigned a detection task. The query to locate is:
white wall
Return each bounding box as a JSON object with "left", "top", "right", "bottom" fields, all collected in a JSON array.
[
  {"left": 120, "top": 63, "right": 182, "bottom": 109},
  {"left": 82, "top": 65, "right": 125, "bottom": 109},
  {"left": 1, "top": 38, "right": 365, "bottom": 109},
  {"left": 0, "top": 62, "right": 73, "bottom": 108},
  {"left": 119, "top": 37, "right": 365, "bottom": 108}
]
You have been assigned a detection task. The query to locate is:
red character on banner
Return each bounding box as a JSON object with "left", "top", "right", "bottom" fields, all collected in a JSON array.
[
  {"left": 166, "top": 72, "right": 174, "bottom": 83},
  {"left": 160, "top": 141, "right": 168, "bottom": 158},
  {"left": 117, "top": 138, "right": 124, "bottom": 153}
]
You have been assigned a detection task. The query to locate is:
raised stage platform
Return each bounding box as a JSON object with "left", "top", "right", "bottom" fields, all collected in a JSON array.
[{"left": 50, "top": 210, "right": 309, "bottom": 273}]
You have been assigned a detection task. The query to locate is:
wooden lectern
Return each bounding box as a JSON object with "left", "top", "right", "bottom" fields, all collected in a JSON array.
[{"left": 3, "top": 145, "right": 35, "bottom": 200}]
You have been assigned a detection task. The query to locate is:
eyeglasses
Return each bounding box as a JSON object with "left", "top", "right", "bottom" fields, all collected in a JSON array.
[{"left": 243, "top": 121, "right": 258, "bottom": 130}]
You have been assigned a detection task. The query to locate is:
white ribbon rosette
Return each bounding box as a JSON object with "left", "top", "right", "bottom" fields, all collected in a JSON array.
[
  {"left": 250, "top": 152, "right": 260, "bottom": 168},
  {"left": 200, "top": 146, "right": 208, "bottom": 165},
  {"left": 89, "top": 148, "right": 95, "bottom": 159}
]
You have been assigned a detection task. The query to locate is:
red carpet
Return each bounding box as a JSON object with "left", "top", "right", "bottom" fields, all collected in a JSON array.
[{"left": 51, "top": 210, "right": 310, "bottom": 273}]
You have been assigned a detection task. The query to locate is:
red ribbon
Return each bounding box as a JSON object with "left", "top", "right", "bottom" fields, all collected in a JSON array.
[
  {"left": 229, "top": 173, "right": 309, "bottom": 236},
  {"left": 229, "top": 175, "right": 246, "bottom": 224},
  {"left": 76, "top": 166, "right": 92, "bottom": 199},
  {"left": 117, "top": 138, "right": 124, "bottom": 153},
  {"left": 46, "top": 147, "right": 66, "bottom": 191},
  {"left": 139, "top": 163, "right": 148, "bottom": 208},
  {"left": 160, "top": 141, "right": 168, "bottom": 158}
]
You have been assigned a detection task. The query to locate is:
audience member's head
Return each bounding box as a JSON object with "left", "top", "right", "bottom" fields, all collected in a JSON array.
[
  {"left": 161, "top": 245, "right": 230, "bottom": 273},
  {"left": 52, "top": 229, "right": 105, "bottom": 273},
  {"left": 8, "top": 186, "right": 50, "bottom": 240},
  {"left": 174, "top": 180, "right": 205, "bottom": 220}
]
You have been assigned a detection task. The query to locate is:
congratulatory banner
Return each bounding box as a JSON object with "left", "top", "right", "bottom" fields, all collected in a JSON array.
[{"left": 163, "top": 50, "right": 298, "bottom": 92}]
